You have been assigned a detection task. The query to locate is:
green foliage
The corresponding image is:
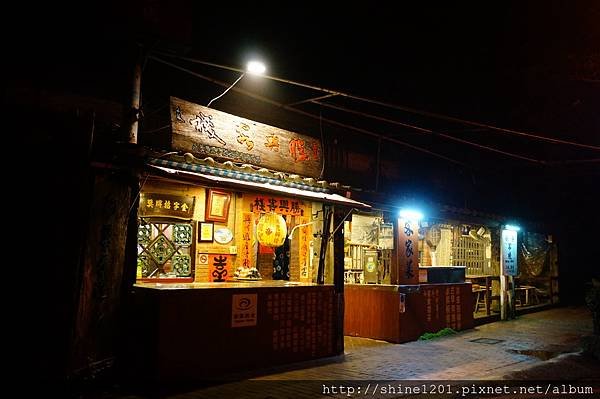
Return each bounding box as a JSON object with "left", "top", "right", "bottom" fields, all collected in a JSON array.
[{"left": 418, "top": 327, "right": 458, "bottom": 340}]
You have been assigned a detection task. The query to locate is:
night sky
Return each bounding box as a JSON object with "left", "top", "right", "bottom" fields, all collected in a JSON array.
[
  {"left": 16, "top": 2, "right": 599, "bottom": 137},
  {"left": 192, "top": 3, "right": 599, "bottom": 141}
]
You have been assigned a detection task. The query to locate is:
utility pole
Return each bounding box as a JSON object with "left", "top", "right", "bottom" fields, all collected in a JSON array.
[{"left": 128, "top": 46, "right": 142, "bottom": 144}]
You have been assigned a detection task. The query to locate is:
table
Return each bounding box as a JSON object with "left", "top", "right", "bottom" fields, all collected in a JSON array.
[
  {"left": 466, "top": 275, "right": 499, "bottom": 316},
  {"left": 515, "top": 285, "right": 538, "bottom": 306}
]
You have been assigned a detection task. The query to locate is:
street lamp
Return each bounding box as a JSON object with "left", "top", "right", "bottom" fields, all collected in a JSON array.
[
  {"left": 246, "top": 60, "right": 266, "bottom": 75},
  {"left": 399, "top": 209, "right": 424, "bottom": 222},
  {"left": 504, "top": 224, "right": 521, "bottom": 232},
  {"left": 207, "top": 60, "right": 266, "bottom": 107}
]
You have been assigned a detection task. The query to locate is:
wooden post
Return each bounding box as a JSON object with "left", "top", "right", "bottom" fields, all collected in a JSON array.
[
  {"left": 332, "top": 206, "right": 346, "bottom": 355},
  {"left": 375, "top": 137, "right": 381, "bottom": 192},
  {"left": 500, "top": 275, "right": 507, "bottom": 320},
  {"left": 317, "top": 204, "right": 333, "bottom": 284},
  {"left": 390, "top": 213, "right": 400, "bottom": 285},
  {"left": 128, "top": 48, "right": 142, "bottom": 144},
  {"left": 509, "top": 275, "right": 516, "bottom": 319}
]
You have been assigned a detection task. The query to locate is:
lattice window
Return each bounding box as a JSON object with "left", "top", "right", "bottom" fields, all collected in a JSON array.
[
  {"left": 137, "top": 218, "right": 193, "bottom": 279},
  {"left": 452, "top": 234, "right": 485, "bottom": 275}
]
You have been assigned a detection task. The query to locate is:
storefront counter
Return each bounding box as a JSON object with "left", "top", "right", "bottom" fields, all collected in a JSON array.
[
  {"left": 126, "top": 283, "right": 337, "bottom": 382},
  {"left": 134, "top": 280, "right": 317, "bottom": 290},
  {"left": 344, "top": 283, "right": 474, "bottom": 343}
]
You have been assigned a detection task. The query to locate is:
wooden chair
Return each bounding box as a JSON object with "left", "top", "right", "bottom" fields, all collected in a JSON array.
[{"left": 472, "top": 284, "right": 487, "bottom": 313}]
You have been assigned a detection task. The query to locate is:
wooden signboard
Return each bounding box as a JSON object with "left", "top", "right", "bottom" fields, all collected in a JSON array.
[
  {"left": 170, "top": 97, "right": 324, "bottom": 178},
  {"left": 248, "top": 194, "right": 305, "bottom": 216},
  {"left": 397, "top": 218, "right": 419, "bottom": 285},
  {"left": 139, "top": 193, "right": 195, "bottom": 219}
]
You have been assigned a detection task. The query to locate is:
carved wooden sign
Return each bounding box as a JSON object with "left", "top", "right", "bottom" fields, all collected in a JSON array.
[
  {"left": 397, "top": 218, "right": 419, "bottom": 285},
  {"left": 139, "top": 192, "right": 195, "bottom": 219},
  {"left": 170, "top": 96, "right": 324, "bottom": 178}
]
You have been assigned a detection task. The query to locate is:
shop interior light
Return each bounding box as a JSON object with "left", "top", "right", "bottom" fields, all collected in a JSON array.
[
  {"left": 505, "top": 224, "right": 521, "bottom": 231},
  {"left": 399, "top": 209, "right": 424, "bottom": 221}
]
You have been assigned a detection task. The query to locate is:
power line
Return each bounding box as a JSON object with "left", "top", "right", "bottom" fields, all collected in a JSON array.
[
  {"left": 148, "top": 55, "right": 468, "bottom": 167},
  {"left": 149, "top": 55, "right": 600, "bottom": 167},
  {"left": 152, "top": 50, "right": 600, "bottom": 152},
  {"left": 314, "top": 101, "right": 546, "bottom": 164}
]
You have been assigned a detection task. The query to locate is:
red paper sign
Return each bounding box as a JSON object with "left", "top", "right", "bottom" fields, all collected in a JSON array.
[{"left": 208, "top": 254, "right": 231, "bottom": 282}]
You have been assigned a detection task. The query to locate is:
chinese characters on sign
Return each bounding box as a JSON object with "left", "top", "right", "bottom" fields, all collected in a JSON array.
[
  {"left": 398, "top": 218, "right": 419, "bottom": 284},
  {"left": 289, "top": 138, "right": 320, "bottom": 162},
  {"left": 139, "top": 193, "right": 195, "bottom": 218},
  {"left": 298, "top": 216, "right": 311, "bottom": 281},
  {"left": 267, "top": 291, "right": 333, "bottom": 355},
  {"left": 188, "top": 111, "right": 226, "bottom": 145},
  {"left": 231, "top": 294, "right": 257, "bottom": 328},
  {"left": 264, "top": 134, "right": 280, "bottom": 151},
  {"left": 444, "top": 286, "right": 462, "bottom": 330},
  {"left": 240, "top": 212, "right": 254, "bottom": 269},
  {"left": 249, "top": 195, "right": 304, "bottom": 216},
  {"left": 209, "top": 254, "right": 231, "bottom": 282},
  {"left": 501, "top": 229, "right": 518, "bottom": 276},
  {"left": 423, "top": 286, "right": 462, "bottom": 330},
  {"left": 170, "top": 97, "right": 324, "bottom": 178}
]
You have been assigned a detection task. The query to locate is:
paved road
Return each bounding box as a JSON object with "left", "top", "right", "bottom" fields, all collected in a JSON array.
[{"left": 96, "top": 306, "right": 600, "bottom": 398}]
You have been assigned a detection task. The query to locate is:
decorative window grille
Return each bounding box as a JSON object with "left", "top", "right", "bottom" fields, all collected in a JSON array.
[
  {"left": 452, "top": 234, "right": 485, "bottom": 275},
  {"left": 137, "top": 218, "right": 193, "bottom": 279}
]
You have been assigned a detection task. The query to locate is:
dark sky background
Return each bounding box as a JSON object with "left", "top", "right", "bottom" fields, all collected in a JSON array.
[
  {"left": 191, "top": 3, "right": 599, "bottom": 141},
  {"left": 15, "top": 1, "right": 599, "bottom": 137}
]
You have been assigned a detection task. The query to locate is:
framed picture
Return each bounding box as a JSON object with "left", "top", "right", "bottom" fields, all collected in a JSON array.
[
  {"left": 198, "top": 222, "right": 214, "bottom": 242},
  {"left": 206, "top": 189, "right": 231, "bottom": 223}
]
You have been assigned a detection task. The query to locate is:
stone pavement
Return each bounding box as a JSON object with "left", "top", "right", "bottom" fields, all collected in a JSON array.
[{"left": 96, "top": 306, "right": 600, "bottom": 398}]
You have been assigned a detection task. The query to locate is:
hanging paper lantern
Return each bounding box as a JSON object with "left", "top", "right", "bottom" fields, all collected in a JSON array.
[{"left": 256, "top": 212, "right": 288, "bottom": 247}]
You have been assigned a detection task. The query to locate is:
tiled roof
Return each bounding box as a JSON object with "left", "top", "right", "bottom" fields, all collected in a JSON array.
[{"left": 147, "top": 151, "right": 352, "bottom": 193}]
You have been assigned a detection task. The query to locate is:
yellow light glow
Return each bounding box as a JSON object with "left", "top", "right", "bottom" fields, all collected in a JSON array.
[{"left": 247, "top": 60, "right": 266, "bottom": 75}]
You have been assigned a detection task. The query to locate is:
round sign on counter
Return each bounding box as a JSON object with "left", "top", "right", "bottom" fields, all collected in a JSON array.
[{"left": 214, "top": 227, "right": 233, "bottom": 244}]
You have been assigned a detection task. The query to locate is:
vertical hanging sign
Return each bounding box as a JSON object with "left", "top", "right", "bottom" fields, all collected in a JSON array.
[
  {"left": 398, "top": 218, "right": 419, "bottom": 285},
  {"left": 501, "top": 229, "right": 518, "bottom": 276},
  {"left": 298, "top": 216, "right": 311, "bottom": 281},
  {"left": 239, "top": 212, "right": 254, "bottom": 269}
]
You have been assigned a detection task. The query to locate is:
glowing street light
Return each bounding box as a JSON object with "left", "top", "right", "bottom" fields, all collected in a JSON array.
[
  {"left": 246, "top": 60, "right": 266, "bottom": 75},
  {"left": 399, "top": 209, "right": 424, "bottom": 222},
  {"left": 504, "top": 224, "right": 521, "bottom": 232},
  {"left": 207, "top": 60, "right": 266, "bottom": 107}
]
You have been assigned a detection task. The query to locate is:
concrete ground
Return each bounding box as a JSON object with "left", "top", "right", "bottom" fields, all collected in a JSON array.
[{"left": 92, "top": 306, "right": 600, "bottom": 398}]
